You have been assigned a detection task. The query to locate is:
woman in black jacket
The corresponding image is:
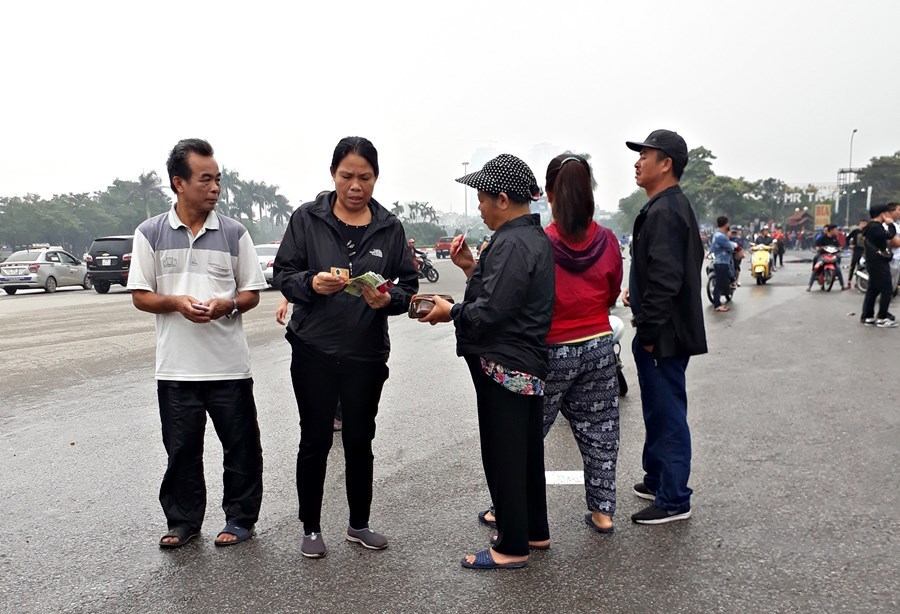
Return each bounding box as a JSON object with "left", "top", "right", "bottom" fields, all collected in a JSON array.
[
  {"left": 274, "top": 137, "right": 418, "bottom": 558},
  {"left": 421, "top": 154, "right": 554, "bottom": 570}
]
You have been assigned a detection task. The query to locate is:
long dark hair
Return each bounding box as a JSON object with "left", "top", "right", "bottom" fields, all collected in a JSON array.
[
  {"left": 330, "top": 136, "right": 379, "bottom": 177},
  {"left": 545, "top": 153, "right": 595, "bottom": 240}
]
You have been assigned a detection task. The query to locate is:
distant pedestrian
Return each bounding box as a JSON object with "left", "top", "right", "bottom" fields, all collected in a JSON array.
[
  {"left": 860, "top": 203, "right": 900, "bottom": 327},
  {"left": 128, "top": 138, "right": 268, "bottom": 548},
  {"left": 847, "top": 220, "right": 868, "bottom": 288},
  {"left": 622, "top": 129, "right": 707, "bottom": 524},
  {"left": 773, "top": 226, "right": 785, "bottom": 267},
  {"left": 888, "top": 203, "right": 900, "bottom": 293},
  {"left": 711, "top": 216, "right": 734, "bottom": 311}
]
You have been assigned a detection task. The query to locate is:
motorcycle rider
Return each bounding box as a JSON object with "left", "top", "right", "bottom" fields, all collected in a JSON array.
[
  {"left": 408, "top": 239, "right": 427, "bottom": 270},
  {"left": 755, "top": 227, "right": 776, "bottom": 271},
  {"left": 806, "top": 224, "right": 847, "bottom": 291},
  {"left": 729, "top": 227, "right": 745, "bottom": 287}
]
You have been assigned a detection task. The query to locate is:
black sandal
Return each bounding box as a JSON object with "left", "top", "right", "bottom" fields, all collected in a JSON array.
[
  {"left": 477, "top": 508, "right": 497, "bottom": 529},
  {"left": 159, "top": 526, "right": 200, "bottom": 549}
]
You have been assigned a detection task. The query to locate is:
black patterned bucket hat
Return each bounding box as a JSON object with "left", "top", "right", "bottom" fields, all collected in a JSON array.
[{"left": 456, "top": 154, "right": 541, "bottom": 201}]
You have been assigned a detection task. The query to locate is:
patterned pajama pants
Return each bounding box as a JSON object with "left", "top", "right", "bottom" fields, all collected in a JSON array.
[{"left": 543, "top": 334, "right": 619, "bottom": 516}]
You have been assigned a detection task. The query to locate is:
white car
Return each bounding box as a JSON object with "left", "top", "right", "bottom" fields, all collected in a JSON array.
[{"left": 254, "top": 243, "right": 280, "bottom": 286}]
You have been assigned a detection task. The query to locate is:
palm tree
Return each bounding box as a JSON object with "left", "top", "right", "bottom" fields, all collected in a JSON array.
[
  {"left": 269, "top": 193, "right": 292, "bottom": 227},
  {"left": 220, "top": 168, "right": 242, "bottom": 218},
  {"left": 407, "top": 201, "right": 421, "bottom": 222},
  {"left": 390, "top": 201, "right": 405, "bottom": 219},
  {"left": 130, "top": 171, "right": 169, "bottom": 220}
]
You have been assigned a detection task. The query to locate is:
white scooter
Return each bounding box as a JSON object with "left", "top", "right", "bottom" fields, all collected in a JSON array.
[{"left": 609, "top": 315, "right": 628, "bottom": 396}]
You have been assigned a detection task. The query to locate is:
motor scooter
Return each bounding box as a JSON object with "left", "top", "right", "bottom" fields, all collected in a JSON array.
[
  {"left": 749, "top": 243, "right": 775, "bottom": 285},
  {"left": 812, "top": 245, "right": 841, "bottom": 291},
  {"left": 414, "top": 253, "right": 439, "bottom": 283},
  {"left": 609, "top": 315, "right": 628, "bottom": 397}
]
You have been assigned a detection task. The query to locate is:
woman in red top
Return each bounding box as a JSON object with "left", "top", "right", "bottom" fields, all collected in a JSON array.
[
  {"left": 479, "top": 153, "right": 624, "bottom": 534},
  {"left": 542, "top": 153, "right": 623, "bottom": 532}
]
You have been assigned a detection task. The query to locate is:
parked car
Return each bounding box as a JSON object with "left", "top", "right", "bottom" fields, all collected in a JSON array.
[
  {"left": 255, "top": 243, "right": 279, "bottom": 286},
  {"left": 0, "top": 247, "right": 91, "bottom": 294},
  {"left": 85, "top": 235, "right": 134, "bottom": 294},
  {"left": 434, "top": 236, "right": 454, "bottom": 259}
]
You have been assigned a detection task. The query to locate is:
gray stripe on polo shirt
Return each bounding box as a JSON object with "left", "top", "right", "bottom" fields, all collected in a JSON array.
[{"left": 138, "top": 211, "right": 247, "bottom": 257}]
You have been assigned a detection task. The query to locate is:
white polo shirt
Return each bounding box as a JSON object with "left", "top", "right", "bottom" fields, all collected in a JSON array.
[{"left": 127, "top": 206, "right": 268, "bottom": 381}]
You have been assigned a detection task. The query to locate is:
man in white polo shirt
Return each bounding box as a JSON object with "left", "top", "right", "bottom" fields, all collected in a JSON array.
[{"left": 128, "top": 138, "right": 268, "bottom": 548}]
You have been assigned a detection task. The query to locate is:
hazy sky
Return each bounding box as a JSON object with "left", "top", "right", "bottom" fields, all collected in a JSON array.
[{"left": 2, "top": 0, "right": 898, "bottom": 215}]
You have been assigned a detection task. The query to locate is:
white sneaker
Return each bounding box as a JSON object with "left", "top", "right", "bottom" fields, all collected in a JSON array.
[{"left": 876, "top": 319, "right": 898, "bottom": 328}]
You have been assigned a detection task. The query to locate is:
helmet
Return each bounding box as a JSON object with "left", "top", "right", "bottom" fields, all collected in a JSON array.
[{"left": 409, "top": 239, "right": 415, "bottom": 245}]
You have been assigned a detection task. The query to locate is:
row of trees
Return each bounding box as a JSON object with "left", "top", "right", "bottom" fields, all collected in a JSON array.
[
  {"left": 0, "top": 170, "right": 291, "bottom": 256},
  {"left": 612, "top": 148, "right": 900, "bottom": 233}
]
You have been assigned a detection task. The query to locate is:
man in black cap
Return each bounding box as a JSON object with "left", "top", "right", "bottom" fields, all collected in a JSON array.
[{"left": 622, "top": 130, "right": 707, "bottom": 524}]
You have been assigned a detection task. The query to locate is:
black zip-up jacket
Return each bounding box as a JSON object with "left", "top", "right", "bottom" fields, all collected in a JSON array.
[
  {"left": 450, "top": 214, "right": 554, "bottom": 379},
  {"left": 630, "top": 185, "right": 707, "bottom": 358},
  {"left": 274, "top": 192, "right": 418, "bottom": 363}
]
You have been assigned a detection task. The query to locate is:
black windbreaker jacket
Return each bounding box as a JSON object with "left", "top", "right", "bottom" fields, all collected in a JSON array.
[
  {"left": 630, "top": 185, "right": 708, "bottom": 358},
  {"left": 450, "top": 214, "right": 555, "bottom": 379},
  {"left": 273, "top": 192, "right": 418, "bottom": 363}
]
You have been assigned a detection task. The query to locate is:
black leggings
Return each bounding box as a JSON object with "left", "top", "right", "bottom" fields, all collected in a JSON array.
[
  {"left": 289, "top": 337, "right": 388, "bottom": 534},
  {"left": 465, "top": 355, "right": 549, "bottom": 556}
]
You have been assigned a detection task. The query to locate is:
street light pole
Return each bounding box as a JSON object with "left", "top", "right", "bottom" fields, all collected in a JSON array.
[
  {"left": 461, "top": 161, "right": 469, "bottom": 230},
  {"left": 846, "top": 128, "right": 857, "bottom": 228}
]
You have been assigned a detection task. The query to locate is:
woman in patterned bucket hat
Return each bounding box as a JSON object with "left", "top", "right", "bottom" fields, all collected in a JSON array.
[{"left": 419, "top": 154, "right": 555, "bottom": 570}]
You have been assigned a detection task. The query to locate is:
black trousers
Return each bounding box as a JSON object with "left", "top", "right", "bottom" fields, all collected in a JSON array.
[
  {"left": 288, "top": 337, "right": 388, "bottom": 534},
  {"left": 465, "top": 355, "right": 549, "bottom": 557},
  {"left": 712, "top": 263, "right": 731, "bottom": 307},
  {"left": 849, "top": 249, "right": 863, "bottom": 282},
  {"left": 157, "top": 379, "right": 263, "bottom": 531},
  {"left": 861, "top": 264, "right": 893, "bottom": 320}
]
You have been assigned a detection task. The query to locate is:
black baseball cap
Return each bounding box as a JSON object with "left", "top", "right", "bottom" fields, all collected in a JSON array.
[
  {"left": 626, "top": 129, "right": 689, "bottom": 170},
  {"left": 456, "top": 154, "right": 541, "bottom": 202}
]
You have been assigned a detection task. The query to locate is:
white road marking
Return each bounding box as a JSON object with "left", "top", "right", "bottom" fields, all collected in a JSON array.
[{"left": 545, "top": 470, "right": 584, "bottom": 485}]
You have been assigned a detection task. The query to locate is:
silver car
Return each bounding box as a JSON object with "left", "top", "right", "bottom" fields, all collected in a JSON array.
[
  {"left": 255, "top": 243, "right": 280, "bottom": 286},
  {"left": 0, "top": 247, "right": 92, "bottom": 294}
]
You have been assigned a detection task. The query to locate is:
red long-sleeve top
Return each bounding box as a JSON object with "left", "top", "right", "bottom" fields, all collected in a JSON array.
[{"left": 545, "top": 221, "right": 623, "bottom": 345}]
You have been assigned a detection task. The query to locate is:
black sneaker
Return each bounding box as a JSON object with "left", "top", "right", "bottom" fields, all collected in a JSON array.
[
  {"left": 631, "top": 504, "right": 692, "bottom": 524},
  {"left": 861, "top": 318, "right": 876, "bottom": 326},
  {"left": 632, "top": 482, "right": 656, "bottom": 501}
]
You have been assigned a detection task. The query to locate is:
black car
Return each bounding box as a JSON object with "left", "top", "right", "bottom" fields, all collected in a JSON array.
[{"left": 85, "top": 235, "right": 134, "bottom": 294}]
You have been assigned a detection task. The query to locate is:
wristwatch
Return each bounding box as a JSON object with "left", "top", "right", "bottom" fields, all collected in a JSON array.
[{"left": 225, "top": 298, "right": 239, "bottom": 319}]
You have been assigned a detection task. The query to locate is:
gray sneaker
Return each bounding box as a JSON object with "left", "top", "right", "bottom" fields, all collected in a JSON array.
[
  {"left": 877, "top": 318, "right": 898, "bottom": 328},
  {"left": 301, "top": 532, "right": 326, "bottom": 558},
  {"left": 346, "top": 526, "right": 388, "bottom": 550}
]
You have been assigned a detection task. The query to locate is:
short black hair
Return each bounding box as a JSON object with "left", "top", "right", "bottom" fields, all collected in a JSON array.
[
  {"left": 167, "top": 138, "right": 214, "bottom": 192},
  {"left": 331, "top": 137, "right": 379, "bottom": 177},
  {"left": 654, "top": 149, "right": 685, "bottom": 180},
  {"left": 716, "top": 215, "right": 729, "bottom": 228},
  {"left": 870, "top": 203, "right": 889, "bottom": 218}
]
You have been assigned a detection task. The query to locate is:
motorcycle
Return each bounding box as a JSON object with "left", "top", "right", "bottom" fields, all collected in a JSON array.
[
  {"left": 855, "top": 255, "right": 900, "bottom": 296},
  {"left": 609, "top": 315, "right": 628, "bottom": 397},
  {"left": 855, "top": 256, "right": 869, "bottom": 292},
  {"left": 415, "top": 253, "right": 439, "bottom": 283},
  {"left": 812, "top": 245, "right": 841, "bottom": 291},
  {"left": 749, "top": 243, "right": 775, "bottom": 285}
]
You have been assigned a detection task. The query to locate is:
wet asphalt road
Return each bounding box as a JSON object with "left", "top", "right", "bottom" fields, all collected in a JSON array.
[{"left": 1, "top": 252, "right": 898, "bottom": 614}]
